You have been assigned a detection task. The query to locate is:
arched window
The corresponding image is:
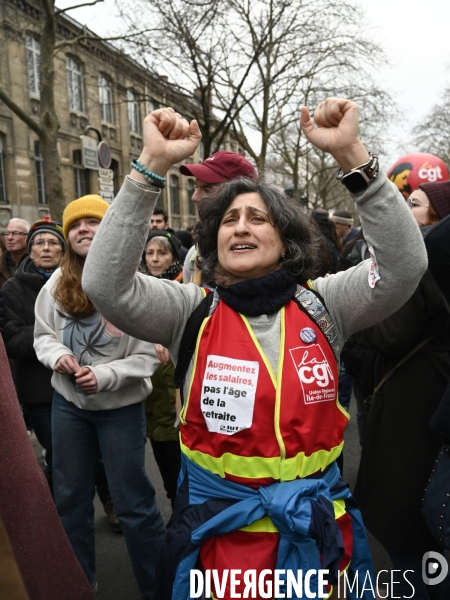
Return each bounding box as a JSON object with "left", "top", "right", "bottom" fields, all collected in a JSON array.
[
  {"left": 170, "top": 174, "right": 180, "bottom": 215},
  {"left": 187, "top": 179, "right": 196, "bottom": 216}
]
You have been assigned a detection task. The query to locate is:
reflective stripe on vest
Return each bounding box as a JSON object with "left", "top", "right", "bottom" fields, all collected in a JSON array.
[{"left": 180, "top": 299, "right": 348, "bottom": 484}]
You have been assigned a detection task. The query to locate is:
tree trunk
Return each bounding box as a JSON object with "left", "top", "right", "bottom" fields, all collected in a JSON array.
[{"left": 39, "top": 0, "right": 65, "bottom": 222}]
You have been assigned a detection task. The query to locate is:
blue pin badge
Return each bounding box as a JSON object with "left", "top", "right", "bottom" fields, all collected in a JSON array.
[{"left": 300, "top": 327, "right": 317, "bottom": 344}]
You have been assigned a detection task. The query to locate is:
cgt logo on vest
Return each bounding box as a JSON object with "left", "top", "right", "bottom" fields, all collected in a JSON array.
[{"left": 289, "top": 344, "right": 336, "bottom": 404}]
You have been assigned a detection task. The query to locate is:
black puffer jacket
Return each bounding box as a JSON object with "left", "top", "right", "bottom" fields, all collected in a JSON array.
[{"left": 2, "top": 257, "right": 55, "bottom": 404}]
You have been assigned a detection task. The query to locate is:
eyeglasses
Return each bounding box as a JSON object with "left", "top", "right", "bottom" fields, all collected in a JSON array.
[
  {"left": 33, "top": 239, "right": 61, "bottom": 248},
  {"left": 1, "top": 231, "right": 28, "bottom": 237},
  {"left": 408, "top": 198, "right": 429, "bottom": 209}
]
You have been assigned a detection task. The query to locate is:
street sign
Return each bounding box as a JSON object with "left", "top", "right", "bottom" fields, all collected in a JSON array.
[
  {"left": 98, "top": 176, "right": 113, "bottom": 184},
  {"left": 98, "top": 141, "right": 112, "bottom": 169},
  {"left": 99, "top": 168, "right": 114, "bottom": 179},
  {"left": 81, "top": 135, "right": 99, "bottom": 170},
  {"left": 100, "top": 191, "right": 114, "bottom": 202},
  {"left": 98, "top": 180, "right": 114, "bottom": 192}
]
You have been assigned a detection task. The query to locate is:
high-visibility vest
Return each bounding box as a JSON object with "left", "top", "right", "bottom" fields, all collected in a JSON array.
[
  {"left": 180, "top": 297, "right": 349, "bottom": 487},
  {"left": 178, "top": 296, "right": 352, "bottom": 598}
]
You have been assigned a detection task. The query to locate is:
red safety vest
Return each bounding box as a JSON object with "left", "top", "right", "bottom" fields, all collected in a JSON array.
[
  {"left": 180, "top": 298, "right": 348, "bottom": 487},
  {"left": 179, "top": 298, "right": 353, "bottom": 598}
]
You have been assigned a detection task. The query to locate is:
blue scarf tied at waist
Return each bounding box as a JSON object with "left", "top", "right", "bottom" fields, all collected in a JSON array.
[{"left": 154, "top": 456, "right": 374, "bottom": 600}]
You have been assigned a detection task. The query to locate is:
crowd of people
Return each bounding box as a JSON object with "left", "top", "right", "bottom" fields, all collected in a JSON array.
[{"left": 0, "top": 98, "right": 449, "bottom": 600}]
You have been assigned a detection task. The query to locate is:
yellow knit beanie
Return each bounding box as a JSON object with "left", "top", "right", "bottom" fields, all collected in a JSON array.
[{"left": 63, "top": 195, "right": 110, "bottom": 239}]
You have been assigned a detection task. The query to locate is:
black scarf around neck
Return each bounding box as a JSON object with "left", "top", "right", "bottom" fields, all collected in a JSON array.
[{"left": 217, "top": 267, "right": 298, "bottom": 316}]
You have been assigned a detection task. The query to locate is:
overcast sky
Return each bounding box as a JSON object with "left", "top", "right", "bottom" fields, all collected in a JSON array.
[{"left": 55, "top": 0, "right": 450, "bottom": 164}]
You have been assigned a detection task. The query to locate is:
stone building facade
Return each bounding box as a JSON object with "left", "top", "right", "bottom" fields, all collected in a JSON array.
[{"left": 0, "top": 0, "right": 242, "bottom": 229}]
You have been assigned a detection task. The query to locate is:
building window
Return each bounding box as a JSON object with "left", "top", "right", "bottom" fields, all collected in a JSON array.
[
  {"left": 110, "top": 158, "right": 119, "bottom": 196},
  {"left": 34, "top": 141, "right": 47, "bottom": 205},
  {"left": 146, "top": 99, "right": 158, "bottom": 115},
  {"left": 127, "top": 90, "right": 140, "bottom": 134},
  {"left": 198, "top": 141, "right": 204, "bottom": 162},
  {"left": 73, "top": 150, "right": 90, "bottom": 198},
  {"left": 187, "top": 179, "right": 196, "bottom": 216},
  {"left": 0, "top": 136, "right": 6, "bottom": 204},
  {"left": 66, "top": 56, "right": 84, "bottom": 112},
  {"left": 26, "top": 35, "right": 40, "bottom": 97},
  {"left": 99, "top": 74, "right": 113, "bottom": 124},
  {"left": 170, "top": 174, "right": 180, "bottom": 215}
]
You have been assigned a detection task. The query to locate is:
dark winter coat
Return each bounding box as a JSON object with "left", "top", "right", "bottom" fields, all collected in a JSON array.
[
  {"left": 337, "top": 230, "right": 366, "bottom": 272},
  {"left": 2, "top": 257, "right": 55, "bottom": 405},
  {"left": 0, "top": 252, "right": 11, "bottom": 288},
  {"left": 353, "top": 269, "right": 450, "bottom": 554},
  {"left": 425, "top": 215, "right": 450, "bottom": 440},
  {"left": 425, "top": 214, "right": 450, "bottom": 305},
  {"left": 0, "top": 251, "right": 27, "bottom": 288}
]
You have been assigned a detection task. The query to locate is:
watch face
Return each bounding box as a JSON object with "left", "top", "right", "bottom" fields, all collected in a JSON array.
[{"left": 342, "top": 171, "right": 369, "bottom": 194}]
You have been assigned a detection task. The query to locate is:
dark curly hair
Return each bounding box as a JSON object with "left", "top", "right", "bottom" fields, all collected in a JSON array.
[{"left": 194, "top": 177, "right": 322, "bottom": 285}]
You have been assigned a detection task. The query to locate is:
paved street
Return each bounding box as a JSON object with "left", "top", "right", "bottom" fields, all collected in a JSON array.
[{"left": 31, "top": 395, "right": 391, "bottom": 599}]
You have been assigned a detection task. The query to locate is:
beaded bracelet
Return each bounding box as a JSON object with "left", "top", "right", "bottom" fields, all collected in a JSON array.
[{"left": 131, "top": 160, "right": 166, "bottom": 188}]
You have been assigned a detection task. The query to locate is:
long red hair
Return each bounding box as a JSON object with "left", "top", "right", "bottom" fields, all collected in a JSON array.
[{"left": 53, "top": 243, "right": 95, "bottom": 317}]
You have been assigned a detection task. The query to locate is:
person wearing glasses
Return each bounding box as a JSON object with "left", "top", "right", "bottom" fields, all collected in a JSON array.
[
  {"left": 2, "top": 217, "right": 66, "bottom": 495},
  {"left": 407, "top": 180, "right": 450, "bottom": 228},
  {"left": 354, "top": 180, "right": 450, "bottom": 598},
  {"left": 0, "top": 218, "right": 30, "bottom": 287}
]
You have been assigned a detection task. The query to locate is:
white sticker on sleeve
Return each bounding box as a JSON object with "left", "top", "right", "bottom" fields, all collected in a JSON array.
[
  {"left": 368, "top": 244, "right": 380, "bottom": 288},
  {"left": 201, "top": 355, "right": 259, "bottom": 435}
]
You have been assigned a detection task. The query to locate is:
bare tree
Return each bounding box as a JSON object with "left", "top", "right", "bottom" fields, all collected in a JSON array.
[
  {"left": 0, "top": 0, "right": 154, "bottom": 221},
  {"left": 412, "top": 87, "right": 450, "bottom": 165},
  {"left": 117, "top": 0, "right": 264, "bottom": 157},
  {"left": 223, "top": 0, "right": 384, "bottom": 171},
  {"left": 119, "top": 0, "right": 395, "bottom": 176}
]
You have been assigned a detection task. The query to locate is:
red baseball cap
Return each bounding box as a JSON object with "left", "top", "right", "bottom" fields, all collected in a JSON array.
[{"left": 179, "top": 150, "right": 257, "bottom": 184}]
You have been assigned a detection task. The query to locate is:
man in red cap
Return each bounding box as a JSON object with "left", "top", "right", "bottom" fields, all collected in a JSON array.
[
  {"left": 179, "top": 150, "right": 257, "bottom": 283},
  {"left": 154, "top": 150, "right": 257, "bottom": 364}
]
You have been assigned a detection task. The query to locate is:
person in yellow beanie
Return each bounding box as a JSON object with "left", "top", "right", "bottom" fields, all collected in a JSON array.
[
  {"left": 33, "top": 195, "right": 166, "bottom": 598},
  {"left": 62, "top": 194, "right": 110, "bottom": 240}
]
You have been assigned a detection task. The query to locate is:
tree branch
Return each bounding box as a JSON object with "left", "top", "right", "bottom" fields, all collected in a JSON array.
[
  {"left": 56, "top": 0, "right": 104, "bottom": 15},
  {"left": 0, "top": 88, "right": 43, "bottom": 137}
]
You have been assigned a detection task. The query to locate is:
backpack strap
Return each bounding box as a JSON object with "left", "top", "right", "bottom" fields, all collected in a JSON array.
[
  {"left": 174, "top": 291, "right": 215, "bottom": 400},
  {"left": 293, "top": 283, "right": 341, "bottom": 365}
]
